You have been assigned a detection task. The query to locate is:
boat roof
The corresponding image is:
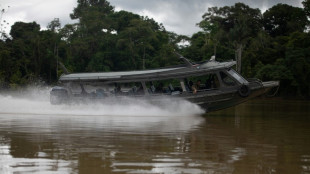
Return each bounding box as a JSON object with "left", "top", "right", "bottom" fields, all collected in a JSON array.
[{"left": 59, "top": 60, "right": 236, "bottom": 83}]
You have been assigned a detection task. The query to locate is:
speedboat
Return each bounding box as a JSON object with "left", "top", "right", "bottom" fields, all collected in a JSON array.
[{"left": 50, "top": 55, "right": 279, "bottom": 113}]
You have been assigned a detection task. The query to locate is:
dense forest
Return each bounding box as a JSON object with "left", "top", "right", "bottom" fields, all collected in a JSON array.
[{"left": 0, "top": 0, "right": 310, "bottom": 98}]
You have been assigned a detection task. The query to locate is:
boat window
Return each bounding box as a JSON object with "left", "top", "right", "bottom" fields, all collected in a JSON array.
[
  {"left": 115, "top": 82, "right": 144, "bottom": 96},
  {"left": 69, "top": 83, "right": 82, "bottom": 93},
  {"left": 226, "top": 69, "right": 248, "bottom": 84},
  {"left": 146, "top": 80, "right": 182, "bottom": 95},
  {"left": 220, "top": 71, "right": 237, "bottom": 86},
  {"left": 201, "top": 74, "right": 220, "bottom": 90}
]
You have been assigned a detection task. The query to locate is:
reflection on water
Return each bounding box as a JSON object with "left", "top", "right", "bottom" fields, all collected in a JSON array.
[
  {"left": 0, "top": 96, "right": 310, "bottom": 173},
  {"left": 0, "top": 113, "right": 206, "bottom": 174}
]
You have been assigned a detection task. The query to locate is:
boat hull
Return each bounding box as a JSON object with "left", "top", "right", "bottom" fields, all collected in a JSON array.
[
  {"left": 196, "top": 82, "right": 278, "bottom": 112},
  {"left": 50, "top": 81, "right": 279, "bottom": 113},
  {"left": 184, "top": 81, "right": 279, "bottom": 112}
]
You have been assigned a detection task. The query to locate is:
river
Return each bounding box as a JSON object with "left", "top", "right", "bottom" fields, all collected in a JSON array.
[{"left": 0, "top": 90, "right": 310, "bottom": 174}]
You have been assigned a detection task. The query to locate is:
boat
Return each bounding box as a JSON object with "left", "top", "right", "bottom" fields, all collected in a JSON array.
[{"left": 50, "top": 55, "right": 279, "bottom": 113}]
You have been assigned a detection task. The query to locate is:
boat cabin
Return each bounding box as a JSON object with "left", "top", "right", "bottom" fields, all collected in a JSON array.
[
  {"left": 51, "top": 59, "right": 252, "bottom": 104},
  {"left": 51, "top": 56, "right": 279, "bottom": 113}
]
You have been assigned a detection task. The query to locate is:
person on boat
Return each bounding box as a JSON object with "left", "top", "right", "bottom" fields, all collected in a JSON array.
[
  {"left": 155, "top": 83, "right": 164, "bottom": 93},
  {"left": 187, "top": 80, "right": 193, "bottom": 92},
  {"left": 192, "top": 80, "right": 201, "bottom": 94},
  {"left": 149, "top": 82, "right": 156, "bottom": 93},
  {"left": 114, "top": 85, "right": 124, "bottom": 96},
  {"left": 136, "top": 85, "right": 145, "bottom": 95},
  {"left": 196, "top": 80, "right": 201, "bottom": 90},
  {"left": 96, "top": 88, "right": 105, "bottom": 98},
  {"left": 184, "top": 79, "right": 191, "bottom": 91},
  {"left": 80, "top": 84, "right": 89, "bottom": 97},
  {"left": 210, "top": 74, "right": 219, "bottom": 89}
]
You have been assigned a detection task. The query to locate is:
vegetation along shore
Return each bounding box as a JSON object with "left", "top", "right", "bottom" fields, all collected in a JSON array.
[{"left": 0, "top": 0, "right": 309, "bottom": 99}]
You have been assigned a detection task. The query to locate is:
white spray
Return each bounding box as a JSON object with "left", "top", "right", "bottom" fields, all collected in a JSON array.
[{"left": 0, "top": 86, "right": 204, "bottom": 117}]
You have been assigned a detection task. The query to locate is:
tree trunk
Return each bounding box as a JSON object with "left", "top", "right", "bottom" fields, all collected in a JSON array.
[
  {"left": 143, "top": 45, "right": 146, "bottom": 70},
  {"left": 129, "top": 37, "right": 136, "bottom": 68},
  {"left": 235, "top": 44, "right": 243, "bottom": 73},
  {"left": 37, "top": 38, "right": 41, "bottom": 76},
  {"left": 54, "top": 43, "right": 58, "bottom": 79},
  {"left": 213, "top": 43, "right": 217, "bottom": 57}
]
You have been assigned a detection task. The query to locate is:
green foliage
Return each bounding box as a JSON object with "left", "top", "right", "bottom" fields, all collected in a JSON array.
[
  {"left": 197, "top": 3, "right": 263, "bottom": 73},
  {"left": 193, "top": 2, "right": 310, "bottom": 98},
  {"left": 263, "top": 4, "right": 307, "bottom": 37},
  {"left": 0, "top": 0, "right": 310, "bottom": 98},
  {"left": 285, "top": 33, "right": 310, "bottom": 97},
  {"left": 86, "top": 51, "right": 112, "bottom": 72},
  {"left": 255, "top": 60, "right": 294, "bottom": 81},
  {"left": 47, "top": 18, "right": 61, "bottom": 32},
  {"left": 303, "top": 0, "right": 310, "bottom": 18}
]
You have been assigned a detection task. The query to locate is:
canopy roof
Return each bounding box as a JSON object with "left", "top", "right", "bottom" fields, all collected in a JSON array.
[{"left": 59, "top": 60, "right": 236, "bottom": 83}]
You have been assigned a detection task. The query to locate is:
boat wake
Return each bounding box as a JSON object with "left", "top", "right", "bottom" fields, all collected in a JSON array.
[{"left": 0, "top": 87, "right": 204, "bottom": 117}]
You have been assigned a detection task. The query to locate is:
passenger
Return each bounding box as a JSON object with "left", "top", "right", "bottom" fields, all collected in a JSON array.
[
  {"left": 114, "top": 85, "right": 122, "bottom": 95},
  {"left": 187, "top": 81, "right": 193, "bottom": 92},
  {"left": 168, "top": 83, "right": 174, "bottom": 92},
  {"left": 150, "top": 82, "right": 156, "bottom": 93},
  {"left": 131, "top": 86, "right": 137, "bottom": 93},
  {"left": 196, "top": 80, "right": 201, "bottom": 90},
  {"left": 155, "top": 83, "right": 164, "bottom": 93},
  {"left": 192, "top": 80, "right": 201, "bottom": 94},
  {"left": 184, "top": 79, "right": 190, "bottom": 91},
  {"left": 90, "top": 91, "right": 96, "bottom": 98},
  {"left": 80, "top": 84, "right": 89, "bottom": 96},
  {"left": 210, "top": 75, "right": 219, "bottom": 89},
  {"left": 136, "top": 85, "right": 145, "bottom": 95},
  {"left": 116, "top": 86, "right": 120, "bottom": 93},
  {"left": 96, "top": 89, "right": 105, "bottom": 98}
]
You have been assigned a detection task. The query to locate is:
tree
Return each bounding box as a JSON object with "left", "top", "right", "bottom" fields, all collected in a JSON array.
[
  {"left": 10, "top": 22, "right": 41, "bottom": 79},
  {"left": 302, "top": 0, "right": 310, "bottom": 31},
  {"left": 302, "top": 0, "right": 310, "bottom": 18},
  {"left": 10, "top": 22, "right": 40, "bottom": 40},
  {"left": 116, "top": 16, "right": 158, "bottom": 70},
  {"left": 183, "top": 32, "right": 207, "bottom": 62},
  {"left": 47, "top": 18, "right": 62, "bottom": 79},
  {"left": 0, "top": 40, "right": 12, "bottom": 88},
  {"left": 200, "top": 3, "right": 262, "bottom": 73},
  {"left": 198, "top": 20, "right": 223, "bottom": 57},
  {"left": 263, "top": 4, "right": 308, "bottom": 37},
  {"left": 47, "top": 18, "right": 61, "bottom": 32},
  {"left": 70, "top": 0, "right": 114, "bottom": 36},
  {"left": 285, "top": 32, "right": 310, "bottom": 97},
  {"left": 0, "top": 5, "right": 10, "bottom": 40}
]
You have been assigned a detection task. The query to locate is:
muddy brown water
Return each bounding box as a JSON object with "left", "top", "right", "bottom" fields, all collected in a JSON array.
[{"left": 0, "top": 98, "right": 310, "bottom": 174}]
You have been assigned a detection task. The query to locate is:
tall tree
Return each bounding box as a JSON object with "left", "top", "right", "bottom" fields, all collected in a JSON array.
[
  {"left": 198, "top": 20, "right": 223, "bottom": 57},
  {"left": 263, "top": 4, "right": 307, "bottom": 37},
  {"left": 70, "top": 0, "right": 114, "bottom": 36},
  {"left": 47, "top": 18, "right": 62, "bottom": 79},
  {"left": 0, "top": 39, "right": 12, "bottom": 88},
  {"left": 302, "top": 0, "right": 310, "bottom": 31},
  {"left": 200, "top": 3, "right": 262, "bottom": 73},
  {"left": 116, "top": 17, "right": 157, "bottom": 70},
  {"left": 68, "top": 0, "right": 115, "bottom": 72},
  {"left": 303, "top": 0, "right": 310, "bottom": 18},
  {"left": 10, "top": 22, "right": 41, "bottom": 79}
]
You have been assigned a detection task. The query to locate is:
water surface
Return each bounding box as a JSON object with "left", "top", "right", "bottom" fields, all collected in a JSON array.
[{"left": 0, "top": 94, "right": 309, "bottom": 174}]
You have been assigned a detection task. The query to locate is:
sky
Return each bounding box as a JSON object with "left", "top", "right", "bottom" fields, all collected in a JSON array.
[{"left": 0, "top": 0, "right": 304, "bottom": 37}]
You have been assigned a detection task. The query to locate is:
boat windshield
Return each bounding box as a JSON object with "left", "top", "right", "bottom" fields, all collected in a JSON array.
[{"left": 226, "top": 69, "right": 248, "bottom": 84}]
